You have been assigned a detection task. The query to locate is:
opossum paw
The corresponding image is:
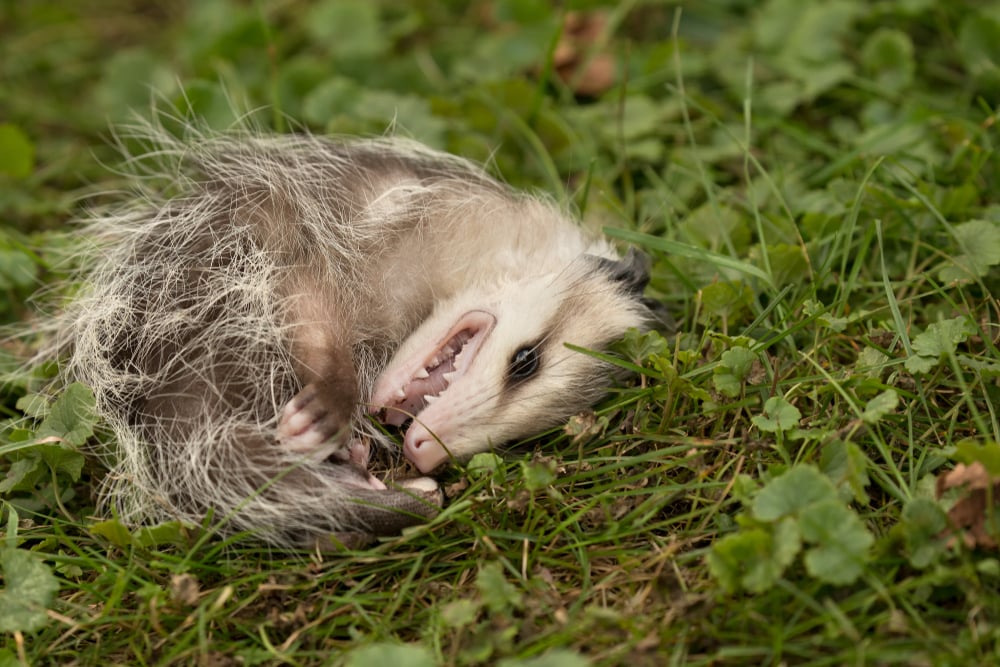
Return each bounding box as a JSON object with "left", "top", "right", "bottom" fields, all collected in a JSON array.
[{"left": 278, "top": 383, "right": 351, "bottom": 455}]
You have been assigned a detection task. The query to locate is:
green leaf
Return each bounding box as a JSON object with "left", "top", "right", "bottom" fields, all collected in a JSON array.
[
  {"left": 731, "top": 474, "right": 761, "bottom": 504},
  {"left": 0, "top": 124, "right": 34, "bottom": 179},
  {"left": 713, "top": 347, "right": 756, "bottom": 398},
  {"left": 306, "top": 0, "right": 387, "bottom": 60},
  {"left": 679, "top": 204, "right": 750, "bottom": 252},
  {"left": 820, "top": 440, "right": 871, "bottom": 504},
  {"left": 861, "top": 389, "right": 899, "bottom": 424},
  {"left": 359, "top": 91, "right": 447, "bottom": 147},
  {"left": 440, "top": 599, "right": 479, "bottom": 629},
  {"left": 302, "top": 76, "right": 363, "bottom": 127},
  {"left": 899, "top": 498, "right": 949, "bottom": 569},
  {"left": 752, "top": 396, "right": 802, "bottom": 433},
  {"left": 752, "top": 465, "right": 838, "bottom": 521},
  {"left": 957, "top": 12, "right": 1000, "bottom": 88},
  {"left": 818, "top": 312, "right": 849, "bottom": 333},
  {"left": 521, "top": 460, "right": 556, "bottom": 492},
  {"left": 760, "top": 243, "right": 810, "bottom": 287},
  {"left": 700, "top": 281, "right": 754, "bottom": 324},
  {"left": 616, "top": 95, "right": 667, "bottom": 142},
  {"left": 616, "top": 328, "right": 670, "bottom": 363},
  {"left": 345, "top": 643, "right": 436, "bottom": 667},
  {"left": 467, "top": 453, "right": 505, "bottom": 483},
  {"left": 0, "top": 457, "right": 44, "bottom": 494},
  {"left": 905, "top": 317, "right": 977, "bottom": 374},
  {"left": 35, "top": 383, "right": 98, "bottom": 446},
  {"left": 476, "top": 561, "right": 522, "bottom": 615},
  {"left": 802, "top": 300, "right": 845, "bottom": 332},
  {"left": 37, "top": 443, "right": 85, "bottom": 482},
  {"left": 91, "top": 517, "right": 193, "bottom": 550},
  {"left": 707, "top": 520, "right": 800, "bottom": 593},
  {"left": 861, "top": 29, "right": 915, "bottom": 94},
  {"left": 134, "top": 521, "right": 193, "bottom": 548},
  {"left": 754, "top": 0, "right": 858, "bottom": 100},
  {"left": 0, "top": 419, "right": 84, "bottom": 494},
  {"left": 911, "top": 317, "right": 978, "bottom": 357},
  {"left": 89, "top": 518, "right": 136, "bottom": 548},
  {"left": 904, "top": 354, "right": 937, "bottom": 375},
  {"left": 93, "top": 49, "right": 174, "bottom": 122},
  {"left": 938, "top": 220, "right": 1000, "bottom": 283},
  {"left": 855, "top": 347, "right": 890, "bottom": 377},
  {"left": 799, "top": 500, "right": 873, "bottom": 585},
  {"left": 15, "top": 393, "right": 50, "bottom": 419},
  {"left": 494, "top": 0, "right": 554, "bottom": 24},
  {"left": 0, "top": 238, "right": 39, "bottom": 291},
  {"left": 0, "top": 548, "right": 60, "bottom": 633}
]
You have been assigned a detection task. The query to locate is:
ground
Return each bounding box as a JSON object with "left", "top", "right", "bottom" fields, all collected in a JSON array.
[{"left": 1, "top": 1, "right": 999, "bottom": 665}]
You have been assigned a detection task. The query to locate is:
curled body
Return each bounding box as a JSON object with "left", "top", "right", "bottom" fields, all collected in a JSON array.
[{"left": 51, "top": 124, "right": 652, "bottom": 547}]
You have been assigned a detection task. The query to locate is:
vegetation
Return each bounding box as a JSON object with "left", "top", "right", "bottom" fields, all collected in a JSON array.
[{"left": 2, "top": 0, "right": 999, "bottom": 664}]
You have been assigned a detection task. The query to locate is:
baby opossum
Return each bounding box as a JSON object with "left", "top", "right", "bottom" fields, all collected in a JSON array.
[{"left": 49, "top": 123, "right": 653, "bottom": 548}]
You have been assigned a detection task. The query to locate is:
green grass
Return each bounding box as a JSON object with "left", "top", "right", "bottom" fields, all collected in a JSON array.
[{"left": 2, "top": 0, "right": 1000, "bottom": 665}]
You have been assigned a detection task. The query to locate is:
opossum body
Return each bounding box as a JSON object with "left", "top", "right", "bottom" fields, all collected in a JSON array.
[{"left": 54, "top": 125, "right": 652, "bottom": 547}]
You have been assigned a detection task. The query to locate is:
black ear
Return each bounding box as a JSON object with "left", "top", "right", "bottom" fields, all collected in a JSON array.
[{"left": 590, "top": 247, "right": 651, "bottom": 296}]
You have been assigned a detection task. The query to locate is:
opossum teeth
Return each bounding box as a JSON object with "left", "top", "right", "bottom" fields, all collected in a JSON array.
[{"left": 370, "top": 310, "right": 497, "bottom": 432}]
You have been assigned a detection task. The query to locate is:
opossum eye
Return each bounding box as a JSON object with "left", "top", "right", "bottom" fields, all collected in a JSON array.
[{"left": 508, "top": 346, "right": 540, "bottom": 380}]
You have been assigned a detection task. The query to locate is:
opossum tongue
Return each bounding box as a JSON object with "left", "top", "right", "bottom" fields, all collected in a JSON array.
[{"left": 370, "top": 309, "right": 496, "bottom": 430}]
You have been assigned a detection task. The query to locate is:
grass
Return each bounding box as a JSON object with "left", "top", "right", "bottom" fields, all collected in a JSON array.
[{"left": 2, "top": 0, "right": 1000, "bottom": 665}]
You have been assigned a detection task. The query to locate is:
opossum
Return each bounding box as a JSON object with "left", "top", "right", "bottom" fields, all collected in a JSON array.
[{"left": 48, "top": 123, "right": 653, "bottom": 548}]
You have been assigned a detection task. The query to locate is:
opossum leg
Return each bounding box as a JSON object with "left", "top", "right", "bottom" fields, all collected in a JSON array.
[{"left": 278, "top": 284, "right": 360, "bottom": 458}]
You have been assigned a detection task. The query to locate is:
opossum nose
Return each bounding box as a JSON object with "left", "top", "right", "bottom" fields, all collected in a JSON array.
[{"left": 404, "top": 437, "right": 449, "bottom": 473}]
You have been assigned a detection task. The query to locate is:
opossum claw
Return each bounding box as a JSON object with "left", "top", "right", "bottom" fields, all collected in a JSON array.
[{"left": 277, "top": 382, "right": 353, "bottom": 459}]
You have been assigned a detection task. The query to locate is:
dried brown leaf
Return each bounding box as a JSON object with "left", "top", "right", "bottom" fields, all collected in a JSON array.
[
  {"left": 553, "top": 11, "right": 616, "bottom": 97},
  {"left": 936, "top": 462, "right": 1000, "bottom": 549}
]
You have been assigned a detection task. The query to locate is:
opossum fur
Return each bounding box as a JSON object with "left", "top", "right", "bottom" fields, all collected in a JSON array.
[{"left": 49, "top": 123, "right": 653, "bottom": 548}]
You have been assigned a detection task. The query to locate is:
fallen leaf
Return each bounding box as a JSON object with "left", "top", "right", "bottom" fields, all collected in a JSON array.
[
  {"left": 936, "top": 462, "right": 1000, "bottom": 549},
  {"left": 553, "top": 12, "right": 616, "bottom": 97}
]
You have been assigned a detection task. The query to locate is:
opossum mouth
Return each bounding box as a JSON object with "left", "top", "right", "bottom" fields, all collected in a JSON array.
[{"left": 370, "top": 310, "right": 496, "bottom": 430}]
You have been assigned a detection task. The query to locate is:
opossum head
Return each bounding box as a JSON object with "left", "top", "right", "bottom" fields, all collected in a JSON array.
[{"left": 370, "top": 249, "right": 652, "bottom": 473}]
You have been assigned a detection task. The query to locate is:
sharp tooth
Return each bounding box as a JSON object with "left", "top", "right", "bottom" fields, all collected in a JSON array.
[
  {"left": 443, "top": 372, "right": 456, "bottom": 383},
  {"left": 425, "top": 394, "right": 438, "bottom": 404},
  {"left": 415, "top": 368, "right": 430, "bottom": 379},
  {"left": 395, "top": 387, "right": 406, "bottom": 399}
]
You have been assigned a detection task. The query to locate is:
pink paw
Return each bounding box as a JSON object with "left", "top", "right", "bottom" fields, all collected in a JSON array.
[{"left": 277, "top": 383, "right": 351, "bottom": 457}]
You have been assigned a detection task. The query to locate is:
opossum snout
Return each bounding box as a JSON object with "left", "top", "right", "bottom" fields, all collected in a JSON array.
[{"left": 403, "top": 434, "right": 450, "bottom": 474}]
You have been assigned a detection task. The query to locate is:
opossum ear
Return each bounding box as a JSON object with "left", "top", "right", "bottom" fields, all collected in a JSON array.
[{"left": 591, "top": 247, "right": 651, "bottom": 296}]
